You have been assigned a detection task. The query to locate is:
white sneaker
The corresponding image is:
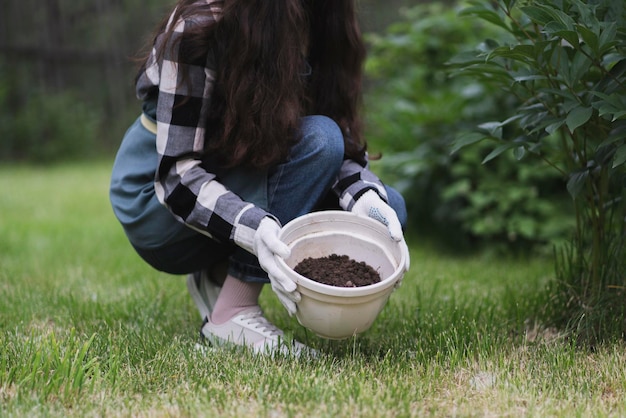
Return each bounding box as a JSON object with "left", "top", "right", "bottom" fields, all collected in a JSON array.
[
  {"left": 187, "top": 270, "right": 222, "bottom": 321},
  {"left": 201, "top": 307, "right": 316, "bottom": 357}
]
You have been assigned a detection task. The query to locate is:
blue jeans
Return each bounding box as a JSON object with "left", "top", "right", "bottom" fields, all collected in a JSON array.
[{"left": 133, "top": 115, "right": 407, "bottom": 282}]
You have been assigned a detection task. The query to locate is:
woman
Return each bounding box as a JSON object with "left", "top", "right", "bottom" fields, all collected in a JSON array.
[{"left": 110, "top": 0, "right": 408, "bottom": 356}]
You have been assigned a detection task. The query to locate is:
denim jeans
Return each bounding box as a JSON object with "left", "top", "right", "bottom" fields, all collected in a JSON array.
[{"left": 133, "top": 115, "right": 407, "bottom": 282}]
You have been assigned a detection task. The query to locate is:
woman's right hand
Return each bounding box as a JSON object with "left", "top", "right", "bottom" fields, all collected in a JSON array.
[{"left": 254, "top": 217, "right": 300, "bottom": 315}]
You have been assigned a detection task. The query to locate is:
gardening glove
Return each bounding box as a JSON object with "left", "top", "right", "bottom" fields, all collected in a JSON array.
[
  {"left": 395, "top": 238, "right": 411, "bottom": 289},
  {"left": 351, "top": 190, "right": 404, "bottom": 242},
  {"left": 401, "top": 239, "right": 410, "bottom": 272},
  {"left": 254, "top": 217, "right": 300, "bottom": 315}
]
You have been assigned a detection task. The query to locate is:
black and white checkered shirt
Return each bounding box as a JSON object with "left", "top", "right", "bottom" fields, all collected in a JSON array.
[{"left": 135, "top": 1, "right": 388, "bottom": 254}]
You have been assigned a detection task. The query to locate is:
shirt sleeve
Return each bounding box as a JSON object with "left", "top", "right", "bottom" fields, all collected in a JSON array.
[
  {"left": 332, "top": 156, "right": 389, "bottom": 211},
  {"left": 151, "top": 5, "right": 269, "bottom": 254}
]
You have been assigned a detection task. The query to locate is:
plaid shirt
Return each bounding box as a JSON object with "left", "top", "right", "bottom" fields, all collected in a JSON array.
[{"left": 135, "top": 0, "right": 388, "bottom": 254}]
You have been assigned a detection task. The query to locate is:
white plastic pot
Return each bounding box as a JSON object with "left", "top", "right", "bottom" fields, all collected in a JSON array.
[{"left": 275, "top": 211, "right": 409, "bottom": 340}]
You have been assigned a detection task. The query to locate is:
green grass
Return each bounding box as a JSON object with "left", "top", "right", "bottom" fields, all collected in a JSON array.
[{"left": 1, "top": 161, "right": 625, "bottom": 417}]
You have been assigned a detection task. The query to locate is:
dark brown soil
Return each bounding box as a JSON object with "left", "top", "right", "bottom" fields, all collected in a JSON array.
[{"left": 294, "top": 254, "right": 381, "bottom": 287}]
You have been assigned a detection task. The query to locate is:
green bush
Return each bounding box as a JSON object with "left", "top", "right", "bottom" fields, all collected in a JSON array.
[
  {"left": 0, "top": 72, "right": 101, "bottom": 162},
  {"left": 364, "top": 2, "right": 572, "bottom": 251},
  {"left": 450, "top": 0, "right": 626, "bottom": 342}
]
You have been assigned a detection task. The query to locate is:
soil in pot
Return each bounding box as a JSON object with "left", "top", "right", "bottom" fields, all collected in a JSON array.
[{"left": 294, "top": 254, "right": 381, "bottom": 287}]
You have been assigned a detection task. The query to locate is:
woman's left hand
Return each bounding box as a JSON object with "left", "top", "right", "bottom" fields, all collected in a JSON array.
[{"left": 351, "top": 190, "right": 403, "bottom": 242}]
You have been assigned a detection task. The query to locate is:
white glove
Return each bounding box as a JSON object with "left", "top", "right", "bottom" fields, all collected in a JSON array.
[
  {"left": 401, "top": 239, "right": 411, "bottom": 272},
  {"left": 395, "top": 238, "right": 411, "bottom": 289},
  {"left": 254, "top": 217, "right": 300, "bottom": 315},
  {"left": 351, "top": 190, "right": 403, "bottom": 242}
]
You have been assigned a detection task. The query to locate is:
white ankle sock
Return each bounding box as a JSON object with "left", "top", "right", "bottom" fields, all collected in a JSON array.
[{"left": 210, "top": 275, "right": 263, "bottom": 325}]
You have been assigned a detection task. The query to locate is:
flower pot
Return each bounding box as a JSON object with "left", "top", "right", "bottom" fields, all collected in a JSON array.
[{"left": 275, "top": 211, "right": 409, "bottom": 339}]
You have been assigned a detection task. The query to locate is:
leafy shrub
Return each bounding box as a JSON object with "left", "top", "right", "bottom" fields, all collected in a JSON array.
[
  {"left": 0, "top": 72, "right": 101, "bottom": 162},
  {"left": 450, "top": 0, "right": 626, "bottom": 341},
  {"left": 364, "top": 2, "right": 572, "bottom": 251}
]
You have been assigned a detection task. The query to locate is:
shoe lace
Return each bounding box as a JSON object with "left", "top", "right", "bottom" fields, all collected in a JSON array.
[
  {"left": 240, "top": 309, "right": 282, "bottom": 338},
  {"left": 235, "top": 309, "right": 317, "bottom": 357}
]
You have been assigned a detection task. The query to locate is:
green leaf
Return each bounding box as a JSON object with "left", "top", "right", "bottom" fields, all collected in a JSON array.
[
  {"left": 480, "top": 38, "right": 501, "bottom": 52},
  {"left": 611, "top": 111, "right": 626, "bottom": 120},
  {"left": 548, "top": 8, "right": 576, "bottom": 31},
  {"left": 491, "top": 45, "right": 535, "bottom": 63},
  {"left": 482, "top": 143, "right": 516, "bottom": 164},
  {"left": 500, "top": 114, "right": 525, "bottom": 126},
  {"left": 592, "top": 102, "right": 626, "bottom": 122},
  {"left": 513, "top": 74, "right": 548, "bottom": 83},
  {"left": 446, "top": 51, "right": 487, "bottom": 66},
  {"left": 593, "top": 92, "right": 626, "bottom": 120},
  {"left": 451, "top": 132, "right": 486, "bottom": 154},
  {"left": 577, "top": 25, "right": 599, "bottom": 56},
  {"left": 545, "top": 119, "right": 566, "bottom": 134},
  {"left": 590, "top": 90, "right": 611, "bottom": 101},
  {"left": 554, "top": 30, "right": 579, "bottom": 48},
  {"left": 567, "top": 170, "right": 589, "bottom": 198},
  {"left": 571, "top": 0, "right": 600, "bottom": 31},
  {"left": 598, "top": 22, "right": 617, "bottom": 54},
  {"left": 514, "top": 146, "right": 526, "bottom": 160},
  {"left": 478, "top": 121, "right": 503, "bottom": 139},
  {"left": 454, "top": 64, "right": 513, "bottom": 82},
  {"left": 599, "top": 127, "right": 626, "bottom": 147},
  {"left": 522, "top": 5, "right": 575, "bottom": 31},
  {"left": 521, "top": 6, "right": 554, "bottom": 26},
  {"left": 613, "top": 145, "right": 626, "bottom": 169},
  {"left": 538, "top": 88, "right": 578, "bottom": 102},
  {"left": 459, "top": 6, "right": 510, "bottom": 31},
  {"left": 596, "top": 59, "right": 626, "bottom": 92},
  {"left": 556, "top": 46, "right": 573, "bottom": 85},
  {"left": 563, "top": 99, "right": 581, "bottom": 114},
  {"left": 502, "top": 0, "right": 517, "bottom": 12},
  {"left": 525, "top": 115, "right": 552, "bottom": 135},
  {"left": 570, "top": 50, "right": 591, "bottom": 84},
  {"left": 566, "top": 106, "right": 593, "bottom": 132}
]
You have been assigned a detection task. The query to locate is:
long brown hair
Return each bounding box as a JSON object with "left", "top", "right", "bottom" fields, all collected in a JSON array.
[{"left": 146, "top": 0, "right": 367, "bottom": 169}]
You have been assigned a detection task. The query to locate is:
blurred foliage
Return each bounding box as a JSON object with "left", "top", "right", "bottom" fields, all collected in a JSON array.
[
  {"left": 0, "top": 71, "right": 100, "bottom": 161},
  {"left": 364, "top": 2, "right": 573, "bottom": 252},
  {"left": 0, "top": 0, "right": 171, "bottom": 161},
  {"left": 0, "top": 0, "right": 427, "bottom": 162}
]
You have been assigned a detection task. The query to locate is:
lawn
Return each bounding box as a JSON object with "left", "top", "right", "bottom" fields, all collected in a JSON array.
[{"left": 1, "top": 161, "right": 625, "bottom": 417}]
